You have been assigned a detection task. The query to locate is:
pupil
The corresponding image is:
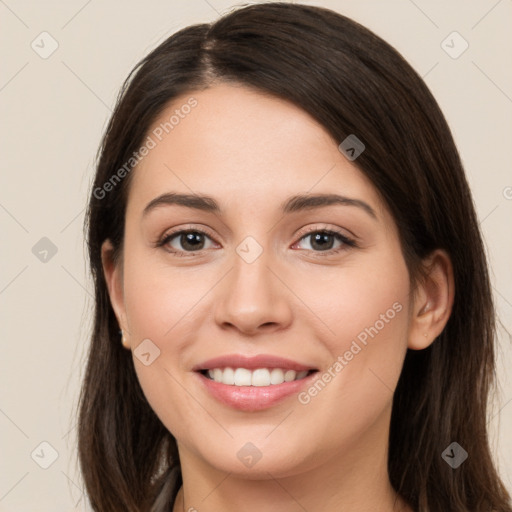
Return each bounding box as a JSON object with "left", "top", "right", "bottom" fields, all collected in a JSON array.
[
  {"left": 182, "top": 232, "right": 204, "bottom": 251},
  {"left": 312, "top": 233, "right": 333, "bottom": 251}
]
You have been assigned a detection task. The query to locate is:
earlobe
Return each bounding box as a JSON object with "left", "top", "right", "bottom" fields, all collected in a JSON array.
[
  {"left": 408, "top": 249, "right": 455, "bottom": 350},
  {"left": 120, "top": 329, "right": 131, "bottom": 349},
  {"left": 101, "top": 240, "right": 130, "bottom": 349}
]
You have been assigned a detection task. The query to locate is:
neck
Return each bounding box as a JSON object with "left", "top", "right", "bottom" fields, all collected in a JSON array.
[{"left": 174, "top": 467, "right": 409, "bottom": 512}]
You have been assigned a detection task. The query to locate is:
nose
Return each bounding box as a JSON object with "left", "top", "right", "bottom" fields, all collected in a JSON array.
[{"left": 213, "top": 247, "right": 293, "bottom": 336}]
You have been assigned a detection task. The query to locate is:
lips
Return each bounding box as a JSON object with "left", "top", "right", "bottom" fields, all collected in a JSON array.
[
  {"left": 192, "top": 354, "right": 319, "bottom": 411},
  {"left": 192, "top": 354, "right": 317, "bottom": 372}
]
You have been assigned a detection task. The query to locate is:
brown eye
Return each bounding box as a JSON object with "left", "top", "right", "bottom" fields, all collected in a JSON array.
[
  {"left": 295, "top": 230, "right": 356, "bottom": 253},
  {"left": 160, "top": 229, "right": 217, "bottom": 254}
]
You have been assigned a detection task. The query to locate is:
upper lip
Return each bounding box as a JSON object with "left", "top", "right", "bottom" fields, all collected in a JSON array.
[{"left": 192, "top": 354, "right": 317, "bottom": 372}]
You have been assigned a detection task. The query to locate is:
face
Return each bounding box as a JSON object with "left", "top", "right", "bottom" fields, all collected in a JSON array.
[{"left": 106, "top": 83, "right": 416, "bottom": 478}]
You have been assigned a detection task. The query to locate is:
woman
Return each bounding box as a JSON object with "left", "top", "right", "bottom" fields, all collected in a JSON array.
[{"left": 78, "top": 3, "right": 512, "bottom": 511}]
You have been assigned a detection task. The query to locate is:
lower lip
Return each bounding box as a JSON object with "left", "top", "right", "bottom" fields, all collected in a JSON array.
[{"left": 196, "top": 371, "right": 317, "bottom": 411}]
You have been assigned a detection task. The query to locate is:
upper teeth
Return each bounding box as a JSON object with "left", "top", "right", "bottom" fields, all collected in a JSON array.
[{"left": 206, "top": 368, "right": 310, "bottom": 386}]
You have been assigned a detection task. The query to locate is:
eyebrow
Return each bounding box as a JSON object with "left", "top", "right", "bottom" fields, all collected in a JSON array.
[{"left": 143, "top": 192, "right": 377, "bottom": 219}]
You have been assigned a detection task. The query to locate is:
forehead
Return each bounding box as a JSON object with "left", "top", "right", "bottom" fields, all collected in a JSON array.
[{"left": 127, "top": 83, "right": 385, "bottom": 218}]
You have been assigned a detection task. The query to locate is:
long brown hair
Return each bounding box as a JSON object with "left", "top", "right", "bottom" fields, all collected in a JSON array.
[{"left": 78, "top": 3, "right": 512, "bottom": 510}]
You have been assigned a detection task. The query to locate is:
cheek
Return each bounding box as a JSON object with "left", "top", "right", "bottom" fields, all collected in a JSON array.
[
  {"left": 122, "top": 250, "right": 211, "bottom": 339},
  {"left": 120, "top": 249, "right": 219, "bottom": 439},
  {"left": 327, "top": 262, "right": 410, "bottom": 354},
  {"left": 296, "top": 250, "right": 411, "bottom": 429}
]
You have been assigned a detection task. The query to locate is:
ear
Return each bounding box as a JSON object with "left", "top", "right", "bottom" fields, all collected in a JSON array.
[
  {"left": 408, "top": 249, "right": 455, "bottom": 350},
  {"left": 101, "top": 239, "right": 131, "bottom": 349}
]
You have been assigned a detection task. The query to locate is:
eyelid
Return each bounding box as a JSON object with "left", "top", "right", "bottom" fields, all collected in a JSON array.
[
  {"left": 158, "top": 224, "right": 218, "bottom": 242},
  {"left": 294, "top": 223, "right": 356, "bottom": 242}
]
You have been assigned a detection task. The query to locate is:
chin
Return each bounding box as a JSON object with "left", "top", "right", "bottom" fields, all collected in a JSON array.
[{"left": 192, "top": 438, "right": 320, "bottom": 480}]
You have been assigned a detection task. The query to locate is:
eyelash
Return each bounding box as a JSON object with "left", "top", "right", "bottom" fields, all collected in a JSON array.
[{"left": 157, "top": 225, "right": 358, "bottom": 258}]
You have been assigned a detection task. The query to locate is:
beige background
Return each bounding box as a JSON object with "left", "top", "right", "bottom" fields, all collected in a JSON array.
[{"left": 0, "top": 0, "right": 511, "bottom": 510}]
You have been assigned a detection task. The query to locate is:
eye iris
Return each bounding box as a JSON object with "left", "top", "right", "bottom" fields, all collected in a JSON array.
[
  {"left": 181, "top": 232, "right": 205, "bottom": 251},
  {"left": 311, "top": 232, "right": 334, "bottom": 251}
]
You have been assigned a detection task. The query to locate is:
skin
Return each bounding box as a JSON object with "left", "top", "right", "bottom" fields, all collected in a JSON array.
[{"left": 102, "top": 83, "right": 454, "bottom": 512}]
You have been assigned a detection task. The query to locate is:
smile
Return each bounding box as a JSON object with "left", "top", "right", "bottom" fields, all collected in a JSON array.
[{"left": 193, "top": 354, "right": 319, "bottom": 411}]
